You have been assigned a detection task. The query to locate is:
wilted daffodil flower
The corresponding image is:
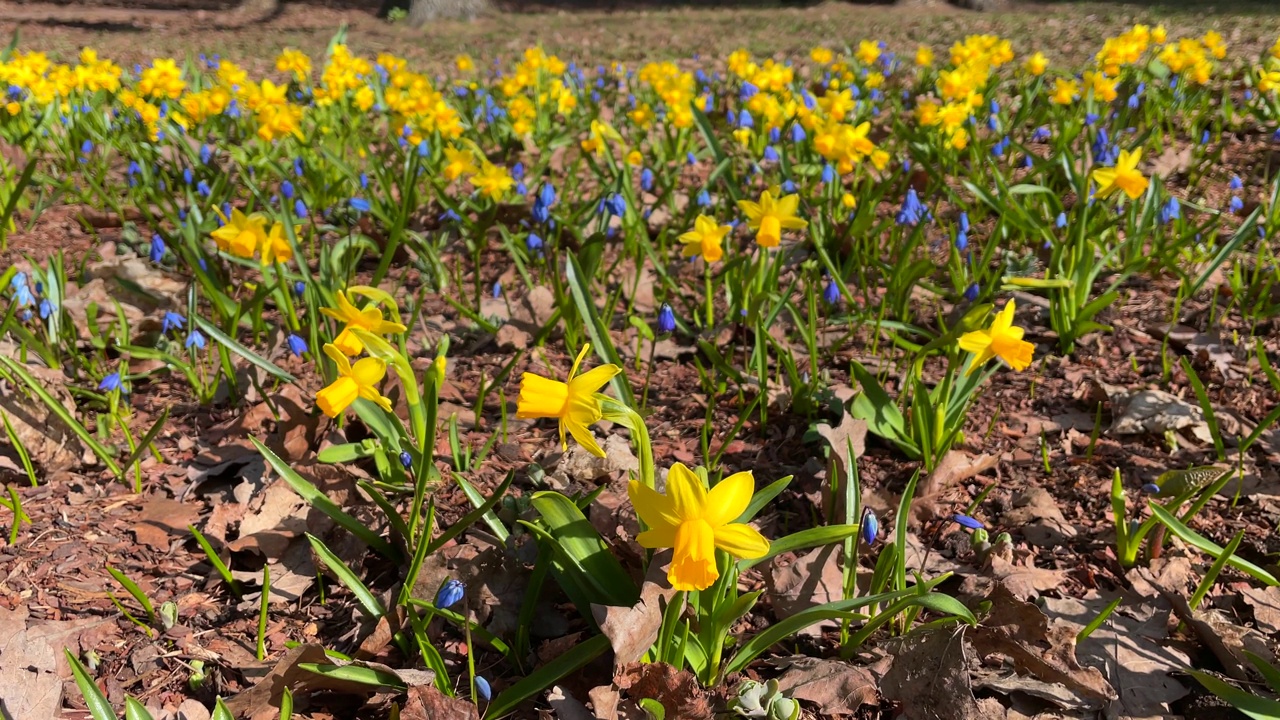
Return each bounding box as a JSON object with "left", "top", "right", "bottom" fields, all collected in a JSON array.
[
  {"left": 211, "top": 207, "right": 268, "bottom": 259},
  {"left": 737, "top": 188, "right": 807, "bottom": 248},
  {"left": 321, "top": 291, "right": 408, "bottom": 356},
  {"left": 959, "top": 300, "right": 1035, "bottom": 375},
  {"left": 315, "top": 343, "right": 393, "bottom": 418},
  {"left": 516, "top": 343, "right": 620, "bottom": 458},
  {"left": 628, "top": 463, "right": 769, "bottom": 591}
]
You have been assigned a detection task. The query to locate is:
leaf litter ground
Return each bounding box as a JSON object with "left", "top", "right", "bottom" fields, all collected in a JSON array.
[{"left": 2, "top": 2, "right": 1280, "bottom": 720}]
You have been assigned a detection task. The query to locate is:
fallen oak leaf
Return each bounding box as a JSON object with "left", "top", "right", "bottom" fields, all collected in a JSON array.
[
  {"left": 593, "top": 549, "right": 676, "bottom": 668},
  {"left": 770, "top": 656, "right": 879, "bottom": 716}
]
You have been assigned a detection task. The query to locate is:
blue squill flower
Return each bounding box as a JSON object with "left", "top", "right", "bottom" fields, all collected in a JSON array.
[
  {"left": 955, "top": 231, "right": 968, "bottom": 251},
  {"left": 605, "top": 194, "right": 626, "bottom": 217},
  {"left": 822, "top": 164, "right": 835, "bottom": 184},
  {"left": 763, "top": 146, "right": 779, "bottom": 162},
  {"left": 280, "top": 181, "right": 294, "bottom": 200},
  {"left": 769, "top": 127, "right": 781, "bottom": 143},
  {"left": 294, "top": 199, "right": 308, "bottom": 218},
  {"left": 896, "top": 188, "right": 927, "bottom": 226},
  {"left": 1056, "top": 212, "right": 1067, "bottom": 229},
  {"left": 350, "top": 197, "right": 371, "bottom": 213},
  {"left": 738, "top": 109, "right": 753, "bottom": 129},
  {"left": 687, "top": 151, "right": 697, "bottom": 165},
  {"left": 640, "top": 168, "right": 654, "bottom": 192},
  {"left": 287, "top": 334, "right": 308, "bottom": 357},
  {"left": 1230, "top": 196, "right": 1244, "bottom": 213},
  {"left": 781, "top": 179, "right": 797, "bottom": 193},
  {"left": 740, "top": 81, "right": 759, "bottom": 100},
  {"left": 185, "top": 330, "right": 207, "bottom": 350},
  {"left": 197, "top": 180, "right": 211, "bottom": 197},
  {"left": 162, "top": 311, "right": 186, "bottom": 334},
  {"left": 696, "top": 189, "right": 711, "bottom": 207},
  {"left": 964, "top": 283, "right": 980, "bottom": 301},
  {"left": 1031, "top": 126, "right": 1051, "bottom": 142},
  {"left": 417, "top": 140, "right": 430, "bottom": 157},
  {"left": 436, "top": 579, "right": 465, "bottom": 609},
  {"left": 1230, "top": 175, "right": 1243, "bottom": 191},
  {"left": 39, "top": 298, "right": 54, "bottom": 320},
  {"left": 98, "top": 372, "right": 122, "bottom": 392},
  {"left": 953, "top": 514, "right": 984, "bottom": 530},
  {"left": 959, "top": 212, "right": 970, "bottom": 233},
  {"left": 657, "top": 303, "right": 676, "bottom": 334},
  {"left": 1141, "top": 483, "right": 1161, "bottom": 494},
  {"left": 1159, "top": 197, "right": 1180, "bottom": 224},
  {"left": 823, "top": 278, "right": 840, "bottom": 305},
  {"left": 200, "top": 144, "right": 212, "bottom": 164},
  {"left": 11, "top": 272, "right": 32, "bottom": 307},
  {"left": 861, "top": 510, "right": 879, "bottom": 544},
  {"left": 150, "top": 235, "right": 166, "bottom": 263},
  {"left": 475, "top": 676, "right": 491, "bottom": 702},
  {"left": 399, "top": 450, "right": 413, "bottom": 469}
]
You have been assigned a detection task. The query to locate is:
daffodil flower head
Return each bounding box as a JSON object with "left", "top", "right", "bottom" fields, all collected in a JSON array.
[
  {"left": 678, "top": 214, "right": 730, "bottom": 263},
  {"left": 211, "top": 207, "right": 268, "bottom": 259},
  {"left": 737, "top": 188, "right": 807, "bottom": 248},
  {"left": 628, "top": 463, "right": 770, "bottom": 591},
  {"left": 515, "top": 344, "right": 620, "bottom": 457},
  {"left": 958, "top": 299, "right": 1035, "bottom": 375},
  {"left": 1091, "top": 148, "right": 1149, "bottom": 201},
  {"left": 315, "top": 343, "right": 393, "bottom": 418},
  {"left": 320, "top": 290, "right": 408, "bottom": 356}
]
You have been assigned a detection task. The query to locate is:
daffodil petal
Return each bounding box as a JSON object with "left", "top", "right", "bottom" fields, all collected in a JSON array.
[
  {"left": 957, "top": 330, "right": 992, "bottom": 354},
  {"left": 351, "top": 357, "right": 387, "bottom": 387},
  {"left": 712, "top": 522, "right": 770, "bottom": 560},
  {"left": 665, "top": 463, "right": 708, "bottom": 521},
  {"left": 628, "top": 480, "right": 682, "bottom": 530},
  {"left": 703, "top": 471, "right": 755, "bottom": 527},
  {"left": 569, "top": 363, "right": 621, "bottom": 395},
  {"left": 515, "top": 374, "right": 568, "bottom": 419}
]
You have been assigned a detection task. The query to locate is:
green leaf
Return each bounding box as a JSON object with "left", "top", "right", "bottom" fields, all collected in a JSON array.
[
  {"left": 298, "top": 663, "right": 407, "bottom": 690},
  {"left": 849, "top": 362, "right": 914, "bottom": 453},
  {"left": 1187, "top": 669, "right": 1280, "bottom": 720},
  {"left": 1148, "top": 504, "right": 1278, "bottom": 585},
  {"left": 1248, "top": 651, "right": 1280, "bottom": 695},
  {"left": 0, "top": 357, "right": 123, "bottom": 477},
  {"left": 736, "top": 524, "right": 859, "bottom": 570},
  {"left": 192, "top": 315, "right": 297, "bottom": 383},
  {"left": 125, "top": 697, "right": 157, "bottom": 720},
  {"left": 723, "top": 590, "right": 916, "bottom": 675},
  {"left": 253, "top": 438, "right": 398, "bottom": 560},
  {"left": 107, "top": 566, "right": 155, "bottom": 623},
  {"left": 64, "top": 649, "right": 117, "bottom": 720},
  {"left": 530, "top": 491, "right": 638, "bottom": 608},
  {"left": 487, "top": 634, "right": 611, "bottom": 718},
  {"left": 565, "top": 253, "right": 634, "bottom": 406},
  {"left": 306, "top": 533, "right": 386, "bottom": 622},
  {"left": 211, "top": 697, "right": 235, "bottom": 720},
  {"left": 317, "top": 443, "right": 375, "bottom": 463}
]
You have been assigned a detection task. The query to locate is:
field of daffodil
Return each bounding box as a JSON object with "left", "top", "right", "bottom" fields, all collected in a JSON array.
[{"left": 4, "top": 14, "right": 1280, "bottom": 720}]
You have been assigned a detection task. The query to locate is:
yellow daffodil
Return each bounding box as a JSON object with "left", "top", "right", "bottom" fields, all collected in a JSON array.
[
  {"left": 959, "top": 300, "right": 1035, "bottom": 375},
  {"left": 211, "top": 208, "right": 268, "bottom": 259},
  {"left": 916, "top": 45, "right": 935, "bottom": 68},
  {"left": 316, "top": 344, "right": 393, "bottom": 418},
  {"left": 320, "top": 291, "right": 408, "bottom": 356},
  {"left": 261, "top": 222, "right": 293, "bottom": 265},
  {"left": 516, "top": 344, "right": 619, "bottom": 457},
  {"left": 1092, "top": 148, "right": 1149, "bottom": 200},
  {"left": 678, "top": 215, "right": 729, "bottom": 263},
  {"left": 737, "top": 189, "right": 807, "bottom": 248},
  {"left": 628, "top": 463, "right": 769, "bottom": 591},
  {"left": 1024, "top": 52, "right": 1048, "bottom": 76},
  {"left": 1050, "top": 77, "right": 1079, "bottom": 105},
  {"left": 472, "top": 163, "right": 514, "bottom": 200}
]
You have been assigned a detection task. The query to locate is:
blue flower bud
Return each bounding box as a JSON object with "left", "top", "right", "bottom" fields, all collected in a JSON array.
[
  {"left": 81, "top": 139, "right": 93, "bottom": 155},
  {"left": 350, "top": 197, "right": 371, "bottom": 213},
  {"left": 953, "top": 514, "right": 984, "bottom": 531},
  {"left": 821, "top": 164, "right": 835, "bottom": 184},
  {"left": 1230, "top": 175, "right": 1243, "bottom": 191},
  {"left": 436, "top": 578, "right": 465, "bottom": 609},
  {"left": 294, "top": 199, "right": 308, "bottom": 218},
  {"left": 417, "top": 140, "right": 430, "bottom": 157},
  {"left": 197, "top": 180, "right": 211, "bottom": 197},
  {"left": 781, "top": 179, "right": 797, "bottom": 194},
  {"left": 492, "top": 280, "right": 502, "bottom": 299},
  {"left": 791, "top": 123, "right": 806, "bottom": 143},
  {"left": 687, "top": 152, "right": 697, "bottom": 166},
  {"left": 958, "top": 212, "right": 970, "bottom": 233},
  {"left": 526, "top": 233, "right": 543, "bottom": 251},
  {"left": 823, "top": 278, "right": 840, "bottom": 305},
  {"left": 1055, "top": 212, "right": 1067, "bottom": 229},
  {"left": 399, "top": 451, "right": 413, "bottom": 469},
  {"left": 150, "top": 235, "right": 166, "bottom": 263},
  {"left": 657, "top": 303, "right": 676, "bottom": 334},
  {"left": 738, "top": 109, "right": 753, "bottom": 129},
  {"left": 640, "top": 168, "right": 654, "bottom": 192},
  {"left": 696, "top": 189, "right": 711, "bottom": 207},
  {"left": 1141, "top": 483, "right": 1161, "bottom": 494},
  {"left": 475, "top": 676, "right": 491, "bottom": 702},
  {"left": 359, "top": 173, "right": 369, "bottom": 190},
  {"left": 200, "top": 144, "right": 213, "bottom": 164},
  {"left": 763, "top": 145, "right": 779, "bottom": 162},
  {"left": 1230, "top": 196, "right": 1243, "bottom": 213},
  {"left": 861, "top": 510, "right": 879, "bottom": 544},
  {"left": 955, "top": 231, "right": 968, "bottom": 251},
  {"left": 281, "top": 180, "right": 294, "bottom": 200}
]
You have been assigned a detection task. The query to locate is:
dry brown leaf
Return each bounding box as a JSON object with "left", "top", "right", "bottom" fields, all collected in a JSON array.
[
  {"left": 593, "top": 549, "right": 676, "bottom": 668},
  {"left": 225, "top": 644, "right": 424, "bottom": 717},
  {"left": 0, "top": 608, "right": 115, "bottom": 720},
  {"left": 134, "top": 495, "right": 201, "bottom": 551},
  {"left": 880, "top": 626, "right": 1005, "bottom": 720},
  {"left": 1041, "top": 593, "right": 1190, "bottom": 716},
  {"left": 1000, "top": 488, "right": 1077, "bottom": 547},
  {"left": 615, "top": 662, "right": 713, "bottom": 720},
  {"left": 970, "top": 584, "right": 1116, "bottom": 708},
  {"left": 401, "top": 684, "right": 479, "bottom": 720},
  {"left": 1240, "top": 586, "right": 1280, "bottom": 635},
  {"left": 0, "top": 364, "right": 86, "bottom": 474},
  {"left": 771, "top": 656, "right": 878, "bottom": 715},
  {"left": 987, "top": 553, "right": 1067, "bottom": 601},
  {"left": 765, "top": 544, "right": 845, "bottom": 636}
]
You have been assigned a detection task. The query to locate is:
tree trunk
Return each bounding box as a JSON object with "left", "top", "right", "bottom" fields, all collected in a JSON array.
[{"left": 406, "top": 0, "right": 488, "bottom": 24}]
